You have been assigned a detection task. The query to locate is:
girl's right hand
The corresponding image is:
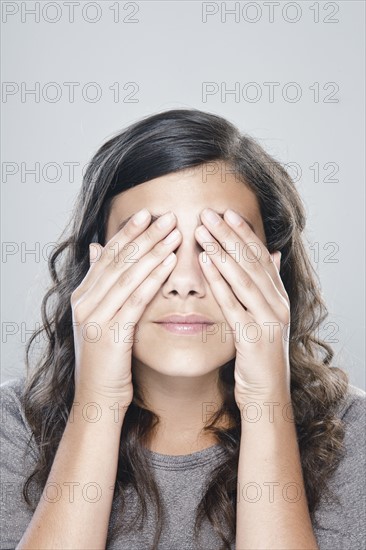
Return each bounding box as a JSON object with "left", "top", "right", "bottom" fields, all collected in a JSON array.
[{"left": 70, "top": 209, "right": 182, "bottom": 408}]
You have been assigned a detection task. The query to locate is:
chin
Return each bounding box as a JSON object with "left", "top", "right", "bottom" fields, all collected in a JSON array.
[
  {"left": 151, "top": 365, "right": 212, "bottom": 378},
  {"left": 131, "top": 323, "right": 236, "bottom": 375},
  {"left": 132, "top": 347, "right": 235, "bottom": 378}
]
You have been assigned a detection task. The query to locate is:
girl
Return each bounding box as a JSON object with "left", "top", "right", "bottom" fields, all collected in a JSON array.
[{"left": 1, "top": 108, "right": 365, "bottom": 550}]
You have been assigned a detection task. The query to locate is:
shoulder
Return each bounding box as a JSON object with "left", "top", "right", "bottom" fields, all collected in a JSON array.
[
  {"left": 334, "top": 382, "right": 365, "bottom": 482},
  {"left": 0, "top": 376, "right": 39, "bottom": 547},
  {"left": 330, "top": 382, "right": 366, "bottom": 484},
  {"left": 337, "top": 383, "right": 365, "bottom": 438},
  {"left": 1, "top": 374, "right": 27, "bottom": 400},
  {"left": 312, "top": 382, "right": 366, "bottom": 549},
  {"left": 0, "top": 375, "right": 38, "bottom": 459},
  {"left": 1, "top": 375, "right": 27, "bottom": 424}
]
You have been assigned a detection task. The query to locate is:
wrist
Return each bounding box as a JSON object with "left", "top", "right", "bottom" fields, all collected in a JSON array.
[
  {"left": 71, "top": 391, "right": 130, "bottom": 428},
  {"left": 235, "top": 382, "right": 291, "bottom": 406},
  {"left": 235, "top": 389, "right": 294, "bottom": 430}
]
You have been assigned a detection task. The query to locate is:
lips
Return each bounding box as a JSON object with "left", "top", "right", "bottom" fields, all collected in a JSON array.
[{"left": 154, "top": 314, "right": 215, "bottom": 324}]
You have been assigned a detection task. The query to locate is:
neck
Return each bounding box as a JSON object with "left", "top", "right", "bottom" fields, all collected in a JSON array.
[{"left": 132, "top": 360, "right": 229, "bottom": 455}]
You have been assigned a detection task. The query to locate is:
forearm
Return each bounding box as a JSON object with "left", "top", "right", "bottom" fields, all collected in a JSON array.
[
  {"left": 236, "top": 394, "right": 319, "bottom": 550},
  {"left": 16, "top": 392, "right": 127, "bottom": 549}
]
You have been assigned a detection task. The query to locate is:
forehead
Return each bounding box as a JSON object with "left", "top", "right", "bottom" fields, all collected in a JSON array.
[{"left": 107, "top": 162, "right": 265, "bottom": 241}]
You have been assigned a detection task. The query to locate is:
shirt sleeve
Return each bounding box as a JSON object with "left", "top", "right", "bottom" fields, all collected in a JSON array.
[
  {"left": 0, "top": 378, "right": 39, "bottom": 549},
  {"left": 312, "top": 385, "right": 366, "bottom": 550}
]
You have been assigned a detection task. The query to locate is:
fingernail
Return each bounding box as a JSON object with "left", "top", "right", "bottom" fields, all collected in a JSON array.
[
  {"left": 157, "top": 212, "right": 174, "bottom": 228},
  {"left": 163, "top": 252, "right": 176, "bottom": 265},
  {"left": 202, "top": 208, "right": 220, "bottom": 226},
  {"left": 225, "top": 209, "right": 242, "bottom": 226},
  {"left": 197, "top": 225, "right": 212, "bottom": 241},
  {"left": 132, "top": 208, "right": 150, "bottom": 225},
  {"left": 163, "top": 229, "right": 180, "bottom": 244}
]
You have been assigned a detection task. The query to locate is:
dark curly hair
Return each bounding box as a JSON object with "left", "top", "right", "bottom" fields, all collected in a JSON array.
[{"left": 20, "top": 108, "right": 349, "bottom": 549}]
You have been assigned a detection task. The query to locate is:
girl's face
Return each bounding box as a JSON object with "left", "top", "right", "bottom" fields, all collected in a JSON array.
[{"left": 105, "top": 162, "right": 266, "bottom": 378}]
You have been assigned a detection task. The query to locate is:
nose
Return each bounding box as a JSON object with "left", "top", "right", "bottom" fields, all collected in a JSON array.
[{"left": 161, "top": 234, "right": 207, "bottom": 298}]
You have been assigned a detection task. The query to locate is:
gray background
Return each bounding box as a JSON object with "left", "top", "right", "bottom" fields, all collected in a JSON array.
[{"left": 1, "top": 1, "right": 365, "bottom": 389}]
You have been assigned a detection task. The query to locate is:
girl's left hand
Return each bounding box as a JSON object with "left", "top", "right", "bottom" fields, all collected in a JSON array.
[{"left": 195, "top": 208, "right": 291, "bottom": 406}]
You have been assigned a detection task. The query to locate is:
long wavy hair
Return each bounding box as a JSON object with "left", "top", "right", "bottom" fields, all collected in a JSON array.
[{"left": 21, "top": 108, "right": 349, "bottom": 549}]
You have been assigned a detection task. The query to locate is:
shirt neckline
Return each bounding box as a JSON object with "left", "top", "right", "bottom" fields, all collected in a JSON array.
[{"left": 142, "top": 442, "right": 227, "bottom": 470}]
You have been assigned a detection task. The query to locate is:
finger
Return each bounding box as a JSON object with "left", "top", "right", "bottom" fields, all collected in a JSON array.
[
  {"left": 270, "top": 251, "right": 282, "bottom": 274},
  {"left": 73, "top": 209, "right": 151, "bottom": 300},
  {"left": 78, "top": 228, "right": 181, "bottom": 325},
  {"left": 73, "top": 211, "right": 178, "bottom": 305},
  {"left": 196, "top": 226, "right": 288, "bottom": 321},
  {"left": 200, "top": 208, "right": 288, "bottom": 302},
  {"left": 198, "top": 252, "right": 253, "bottom": 329},
  {"left": 114, "top": 252, "right": 178, "bottom": 329},
  {"left": 102, "top": 211, "right": 177, "bottom": 273}
]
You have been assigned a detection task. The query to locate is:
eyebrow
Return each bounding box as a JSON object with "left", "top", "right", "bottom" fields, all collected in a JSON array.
[{"left": 116, "top": 210, "right": 256, "bottom": 234}]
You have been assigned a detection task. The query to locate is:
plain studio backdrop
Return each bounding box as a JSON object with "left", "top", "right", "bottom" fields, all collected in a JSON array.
[{"left": 1, "top": 1, "right": 365, "bottom": 390}]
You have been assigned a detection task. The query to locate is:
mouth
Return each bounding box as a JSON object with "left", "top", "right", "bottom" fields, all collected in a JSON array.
[
  {"left": 154, "top": 322, "right": 214, "bottom": 335},
  {"left": 153, "top": 314, "right": 215, "bottom": 336}
]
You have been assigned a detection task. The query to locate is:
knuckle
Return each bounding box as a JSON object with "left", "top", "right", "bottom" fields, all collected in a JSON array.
[
  {"left": 147, "top": 268, "right": 161, "bottom": 283},
  {"left": 110, "top": 255, "right": 124, "bottom": 271},
  {"left": 247, "top": 256, "right": 260, "bottom": 271},
  {"left": 128, "top": 291, "right": 144, "bottom": 308},
  {"left": 208, "top": 267, "right": 222, "bottom": 283},
  {"left": 221, "top": 225, "right": 232, "bottom": 240},
  {"left": 104, "top": 242, "right": 121, "bottom": 264},
  {"left": 118, "top": 269, "right": 133, "bottom": 288},
  {"left": 266, "top": 253, "right": 274, "bottom": 268},
  {"left": 239, "top": 274, "right": 252, "bottom": 289},
  {"left": 82, "top": 318, "right": 103, "bottom": 338},
  {"left": 150, "top": 244, "right": 163, "bottom": 259},
  {"left": 123, "top": 221, "right": 139, "bottom": 240},
  {"left": 246, "top": 242, "right": 261, "bottom": 262},
  {"left": 242, "top": 224, "right": 253, "bottom": 238},
  {"left": 224, "top": 294, "right": 238, "bottom": 310},
  {"left": 142, "top": 226, "right": 155, "bottom": 245}
]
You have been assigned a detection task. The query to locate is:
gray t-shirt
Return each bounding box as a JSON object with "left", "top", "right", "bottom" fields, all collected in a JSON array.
[{"left": 1, "top": 376, "right": 365, "bottom": 549}]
